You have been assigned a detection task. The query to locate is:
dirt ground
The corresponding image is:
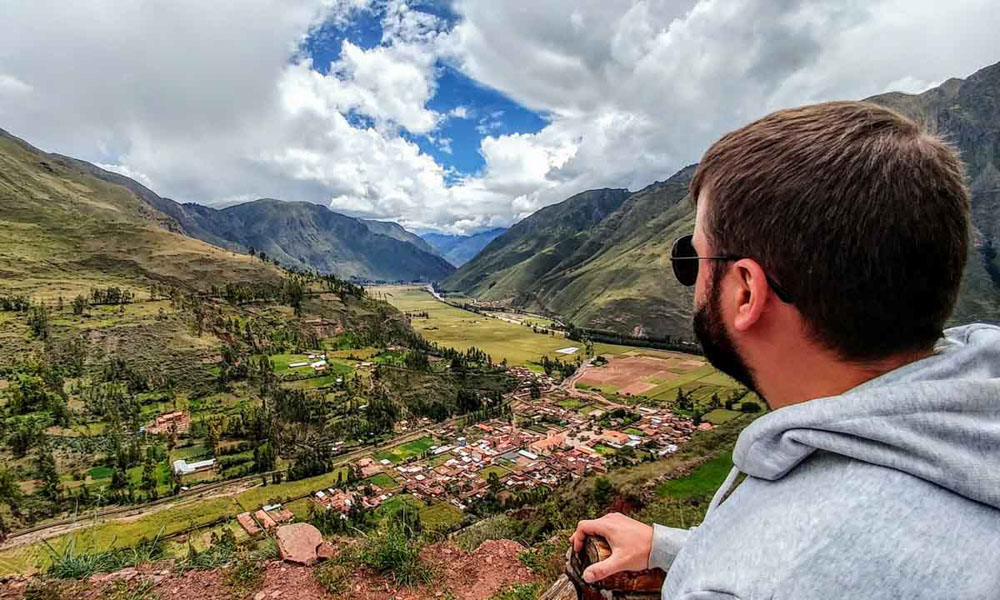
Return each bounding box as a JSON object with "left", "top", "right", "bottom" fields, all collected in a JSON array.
[
  {"left": 0, "top": 539, "right": 539, "bottom": 600},
  {"left": 577, "top": 356, "right": 682, "bottom": 388}
]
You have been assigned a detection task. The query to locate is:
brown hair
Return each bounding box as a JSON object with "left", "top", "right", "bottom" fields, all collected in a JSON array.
[{"left": 691, "top": 101, "right": 970, "bottom": 360}]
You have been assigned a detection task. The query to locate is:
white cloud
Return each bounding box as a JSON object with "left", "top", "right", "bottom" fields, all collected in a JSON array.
[
  {"left": 0, "top": 0, "right": 997, "bottom": 235},
  {"left": 439, "top": 0, "right": 1000, "bottom": 219}
]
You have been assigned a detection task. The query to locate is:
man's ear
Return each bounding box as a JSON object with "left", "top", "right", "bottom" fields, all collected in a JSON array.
[{"left": 730, "top": 259, "right": 770, "bottom": 332}]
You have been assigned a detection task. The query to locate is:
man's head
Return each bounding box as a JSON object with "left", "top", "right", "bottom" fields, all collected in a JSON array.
[{"left": 686, "top": 101, "right": 970, "bottom": 404}]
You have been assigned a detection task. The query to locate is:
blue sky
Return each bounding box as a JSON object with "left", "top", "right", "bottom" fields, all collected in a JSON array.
[{"left": 298, "top": 1, "right": 547, "bottom": 181}]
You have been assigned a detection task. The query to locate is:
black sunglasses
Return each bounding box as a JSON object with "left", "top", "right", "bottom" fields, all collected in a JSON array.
[{"left": 670, "top": 234, "right": 793, "bottom": 303}]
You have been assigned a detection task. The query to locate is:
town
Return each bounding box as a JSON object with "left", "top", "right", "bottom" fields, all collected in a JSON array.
[{"left": 228, "top": 364, "right": 704, "bottom": 536}]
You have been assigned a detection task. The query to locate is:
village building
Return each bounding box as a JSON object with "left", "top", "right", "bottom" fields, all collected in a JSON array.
[
  {"left": 147, "top": 411, "right": 190, "bottom": 435},
  {"left": 172, "top": 458, "right": 216, "bottom": 476}
]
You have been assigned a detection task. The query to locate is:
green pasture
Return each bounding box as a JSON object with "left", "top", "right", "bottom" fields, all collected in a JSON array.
[
  {"left": 479, "top": 464, "right": 510, "bottom": 480},
  {"left": 366, "top": 473, "right": 398, "bottom": 488},
  {"left": 373, "top": 435, "right": 435, "bottom": 464},
  {"left": 656, "top": 452, "right": 734, "bottom": 499},
  {"left": 377, "top": 286, "right": 641, "bottom": 366}
]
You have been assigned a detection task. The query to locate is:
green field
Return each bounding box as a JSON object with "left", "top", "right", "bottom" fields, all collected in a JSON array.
[
  {"left": 479, "top": 464, "right": 510, "bottom": 480},
  {"left": 373, "top": 435, "right": 435, "bottom": 464},
  {"left": 378, "top": 286, "right": 641, "bottom": 366},
  {"left": 656, "top": 452, "right": 734, "bottom": 499},
  {"left": 367, "top": 473, "right": 398, "bottom": 488}
]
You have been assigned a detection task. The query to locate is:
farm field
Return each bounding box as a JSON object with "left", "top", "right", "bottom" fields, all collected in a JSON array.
[
  {"left": 574, "top": 350, "right": 759, "bottom": 420},
  {"left": 373, "top": 435, "right": 436, "bottom": 464},
  {"left": 377, "top": 285, "right": 643, "bottom": 366}
]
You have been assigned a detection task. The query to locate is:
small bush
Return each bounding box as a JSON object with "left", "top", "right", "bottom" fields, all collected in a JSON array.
[
  {"left": 224, "top": 548, "right": 265, "bottom": 598},
  {"left": 102, "top": 578, "right": 159, "bottom": 600},
  {"left": 489, "top": 583, "right": 541, "bottom": 600},
  {"left": 314, "top": 561, "right": 350, "bottom": 595},
  {"left": 358, "top": 522, "right": 430, "bottom": 587},
  {"left": 43, "top": 534, "right": 164, "bottom": 579}
]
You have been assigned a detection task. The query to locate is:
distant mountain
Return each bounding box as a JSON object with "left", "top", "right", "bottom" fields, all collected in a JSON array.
[
  {"left": 361, "top": 219, "right": 447, "bottom": 260},
  {"left": 420, "top": 228, "right": 507, "bottom": 266},
  {"left": 54, "top": 152, "right": 454, "bottom": 282},
  {"left": 440, "top": 175, "right": 696, "bottom": 339},
  {"left": 443, "top": 60, "right": 1000, "bottom": 337},
  {"left": 0, "top": 128, "right": 282, "bottom": 294}
]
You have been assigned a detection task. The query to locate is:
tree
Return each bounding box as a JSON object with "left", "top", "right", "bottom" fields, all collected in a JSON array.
[
  {"left": 248, "top": 246, "right": 256, "bottom": 259},
  {"left": 71, "top": 294, "right": 88, "bottom": 315},
  {"left": 9, "top": 419, "right": 42, "bottom": 457},
  {"left": 27, "top": 305, "right": 49, "bottom": 340},
  {"left": 110, "top": 467, "right": 128, "bottom": 496},
  {"left": 529, "top": 383, "right": 542, "bottom": 400},
  {"left": 141, "top": 457, "right": 158, "bottom": 500},
  {"left": 35, "top": 439, "right": 60, "bottom": 501},
  {"left": 592, "top": 476, "right": 616, "bottom": 507}
]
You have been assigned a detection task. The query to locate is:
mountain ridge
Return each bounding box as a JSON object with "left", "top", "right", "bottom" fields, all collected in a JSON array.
[
  {"left": 443, "top": 61, "right": 1000, "bottom": 337},
  {"left": 35, "top": 144, "right": 454, "bottom": 281},
  {"left": 420, "top": 227, "right": 507, "bottom": 266}
]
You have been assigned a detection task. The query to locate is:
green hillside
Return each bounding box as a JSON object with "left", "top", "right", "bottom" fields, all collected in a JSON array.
[
  {"left": 441, "top": 171, "right": 698, "bottom": 340},
  {"left": 444, "top": 62, "right": 1000, "bottom": 338},
  {"left": 188, "top": 199, "right": 455, "bottom": 282},
  {"left": 55, "top": 149, "right": 455, "bottom": 282},
  {"left": 0, "top": 128, "right": 283, "bottom": 299}
]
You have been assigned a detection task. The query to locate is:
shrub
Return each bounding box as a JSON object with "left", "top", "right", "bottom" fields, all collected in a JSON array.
[{"left": 43, "top": 534, "right": 164, "bottom": 579}]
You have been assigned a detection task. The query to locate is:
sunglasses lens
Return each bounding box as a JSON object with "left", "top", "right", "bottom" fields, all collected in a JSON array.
[{"left": 671, "top": 235, "right": 698, "bottom": 287}]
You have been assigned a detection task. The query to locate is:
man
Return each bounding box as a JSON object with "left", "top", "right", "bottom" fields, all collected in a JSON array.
[{"left": 571, "top": 101, "right": 1000, "bottom": 599}]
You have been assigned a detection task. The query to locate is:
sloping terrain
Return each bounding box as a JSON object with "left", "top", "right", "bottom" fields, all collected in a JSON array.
[
  {"left": 441, "top": 172, "right": 697, "bottom": 339},
  {"left": 444, "top": 61, "right": 1000, "bottom": 337},
  {"left": 421, "top": 228, "right": 507, "bottom": 267},
  {"left": 54, "top": 148, "right": 455, "bottom": 282},
  {"left": 182, "top": 199, "right": 455, "bottom": 282},
  {"left": 0, "top": 128, "right": 282, "bottom": 297}
]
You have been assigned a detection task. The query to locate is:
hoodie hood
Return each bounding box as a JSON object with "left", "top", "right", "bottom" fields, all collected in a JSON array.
[{"left": 732, "top": 323, "right": 1000, "bottom": 509}]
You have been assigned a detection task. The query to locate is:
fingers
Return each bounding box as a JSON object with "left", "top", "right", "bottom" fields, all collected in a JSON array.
[{"left": 583, "top": 556, "right": 625, "bottom": 583}]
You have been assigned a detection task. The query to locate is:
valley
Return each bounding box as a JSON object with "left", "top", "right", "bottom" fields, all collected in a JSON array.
[{"left": 0, "top": 274, "right": 752, "bottom": 592}]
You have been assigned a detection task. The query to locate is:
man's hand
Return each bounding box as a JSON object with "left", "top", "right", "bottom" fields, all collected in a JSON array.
[{"left": 569, "top": 512, "right": 654, "bottom": 583}]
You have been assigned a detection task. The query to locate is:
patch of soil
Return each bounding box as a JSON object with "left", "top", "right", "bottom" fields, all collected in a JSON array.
[{"left": 0, "top": 540, "right": 539, "bottom": 600}]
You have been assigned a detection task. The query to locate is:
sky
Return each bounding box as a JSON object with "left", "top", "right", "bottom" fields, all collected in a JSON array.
[{"left": 0, "top": 1, "right": 998, "bottom": 234}]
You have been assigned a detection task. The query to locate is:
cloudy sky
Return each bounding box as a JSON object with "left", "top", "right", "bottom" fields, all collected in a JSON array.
[{"left": 1, "top": 0, "right": 997, "bottom": 234}]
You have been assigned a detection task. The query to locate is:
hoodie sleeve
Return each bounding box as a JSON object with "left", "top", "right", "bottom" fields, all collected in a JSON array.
[{"left": 648, "top": 523, "right": 693, "bottom": 572}]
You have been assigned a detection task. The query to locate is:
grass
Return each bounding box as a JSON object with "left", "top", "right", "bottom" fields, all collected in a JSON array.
[
  {"left": 367, "top": 473, "right": 397, "bottom": 488},
  {"left": 87, "top": 465, "right": 113, "bottom": 480},
  {"left": 656, "top": 452, "right": 734, "bottom": 499},
  {"left": 702, "top": 409, "right": 742, "bottom": 424},
  {"left": 233, "top": 466, "right": 350, "bottom": 511},
  {"left": 489, "top": 583, "right": 542, "bottom": 600},
  {"left": 593, "top": 444, "right": 617, "bottom": 455},
  {"left": 479, "top": 465, "right": 510, "bottom": 481},
  {"left": 557, "top": 398, "right": 585, "bottom": 410},
  {"left": 373, "top": 436, "right": 435, "bottom": 464},
  {"left": 378, "top": 286, "right": 644, "bottom": 366},
  {"left": 418, "top": 502, "right": 463, "bottom": 530}
]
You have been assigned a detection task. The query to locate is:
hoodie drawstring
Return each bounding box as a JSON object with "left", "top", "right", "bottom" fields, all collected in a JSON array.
[{"left": 706, "top": 466, "right": 741, "bottom": 516}]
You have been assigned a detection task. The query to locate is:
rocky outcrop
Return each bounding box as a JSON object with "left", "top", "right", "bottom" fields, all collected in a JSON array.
[{"left": 275, "top": 523, "right": 325, "bottom": 566}]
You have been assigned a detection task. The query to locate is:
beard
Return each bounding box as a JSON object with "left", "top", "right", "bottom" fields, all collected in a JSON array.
[{"left": 693, "top": 279, "right": 760, "bottom": 395}]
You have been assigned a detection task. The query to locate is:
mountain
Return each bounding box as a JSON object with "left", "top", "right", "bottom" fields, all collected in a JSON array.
[
  {"left": 361, "top": 218, "right": 447, "bottom": 260},
  {"left": 440, "top": 174, "right": 697, "bottom": 339},
  {"left": 0, "top": 127, "right": 282, "bottom": 295},
  {"left": 443, "top": 60, "right": 1000, "bottom": 338},
  {"left": 420, "top": 227, "right": 508, "bottom": 266},
  {"left": 46, "top": 147, "right": 455, "bottom": 282}
]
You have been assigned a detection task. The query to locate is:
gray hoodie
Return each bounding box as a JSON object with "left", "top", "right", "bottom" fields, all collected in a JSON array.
[{"left": 649, "top": 323, "right": 1000, "bottom": 599}]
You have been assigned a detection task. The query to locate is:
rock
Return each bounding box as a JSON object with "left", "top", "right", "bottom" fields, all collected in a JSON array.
[
  {"left": 316, "top": 542, "right": 337, "bottom": 562},
  {"left": 254, "top": 593, "right": 267, "bottom": 600},
  {"left": 275, "top": 523, "right": 324, "bottom": 566}
]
